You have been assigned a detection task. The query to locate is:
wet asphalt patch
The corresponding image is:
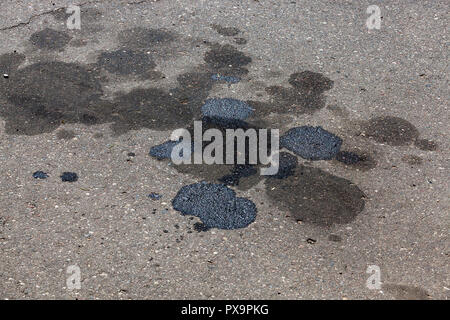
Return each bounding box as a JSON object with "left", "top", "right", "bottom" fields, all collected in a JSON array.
[
  {"left": 172, "top": 182, "right": 257, "bottom": 230},
  {"left": 280, "top": 126, "right": 342, "bottom": 160}
]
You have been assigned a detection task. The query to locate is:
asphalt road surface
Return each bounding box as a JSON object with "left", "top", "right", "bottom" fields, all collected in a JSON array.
[{"left": 0, "top": 0, "right": 448, "bottom": 299}]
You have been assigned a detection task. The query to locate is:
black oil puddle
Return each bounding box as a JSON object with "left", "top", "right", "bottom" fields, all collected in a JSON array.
[
  {"left": 172, "top": 182, "right": 257, "bottom": 230},
  {"left": 265, "top": 165, "right": 366, "bottom": 226},
  {"left": 361, "top": 116, "right": 437, "bottom": 151}
]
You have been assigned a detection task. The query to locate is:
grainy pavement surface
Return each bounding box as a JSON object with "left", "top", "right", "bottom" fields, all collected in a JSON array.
[{"left": 0, "top": 0, "right": 448, "bottom": 299}]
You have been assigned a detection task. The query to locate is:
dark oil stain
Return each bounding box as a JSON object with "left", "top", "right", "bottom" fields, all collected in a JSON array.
[
  {"left": 33, "top": 171, "right": 49, "bottom": 179},
  {"left": 0, "top": 60, "right": 103, "bottom": 135},
  {"left": 0, "top": 54, "right": 216, "bottom": 135},
  {"left": 204, "top": 43, "right": 251, "bottom": 76},
  {"left": 382, "top": 284, "right": 430, "bottom": 300},
  {"left": 29, "top": 28, "right": 72, "bottom": 50},
  {"left": 172, "top": 182, "right": 257, "bottom": 230},
  {"left": 60, "top": 172, "right": 78, "bottom": 182},
  {"left": 401, "top": 154, "right": 423, "bottom": 165},
  {"left": 110, "top": 85, "right": 199, "bottom": 134},
  {"left": 414, "top": 138, "right": 438, "bottom": 151},
  {"left": 265, "top": 165, "right": 366, "bottom": 226},
  {"left": 363, "top": 116, "right": 419, "bottom": 146},
  {"left": 96, "top": 49, "right": 156, "bottom": 77},
  {"left": 56, "top": 129, "right": 76, "bottom": 140},
  {"left": 211, "top": 24, "right": 240, "bottom": 37},
  {"left": 361, "top": 116, "right": 438, "bottom": 152},
  {"left": 335, "top": 150, "right": 377, "bottom": 170},
  {"left": 280, "top": 126, "right": 342, "bottom": 160}
]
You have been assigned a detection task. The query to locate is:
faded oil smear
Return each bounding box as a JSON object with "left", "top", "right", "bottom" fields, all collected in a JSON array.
[
  {"left": 362, "top": 116, "right": 437, "bottom": 151},
  {"left": 29, "top": 28, "right": 72, "bottom": 50},
  {"left": 248, "top": 71, "right": 334, "bottom": 118},
  {"left": 382, "top": 284, "right": 430, "bottom": 300}
]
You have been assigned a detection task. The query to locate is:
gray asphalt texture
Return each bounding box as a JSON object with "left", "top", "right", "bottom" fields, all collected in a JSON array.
[
  {"left": 280, "top": 126, "right": 343, "bottom": 160},
  {"left": 0, "top": 0, "right": 448, "bottom": 300}
]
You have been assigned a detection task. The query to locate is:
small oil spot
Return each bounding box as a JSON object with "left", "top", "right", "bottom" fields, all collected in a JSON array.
[
  {"left": 60, "top": 172, "right": 78, "bottom": 182},
  {"left": 33, "top": 171, "right": 49, "bottom": 179}
]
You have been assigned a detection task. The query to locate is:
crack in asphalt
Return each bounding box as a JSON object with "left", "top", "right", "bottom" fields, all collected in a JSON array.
[{"left": 0, "top": 0, "right": 154, "bottom": 31}]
